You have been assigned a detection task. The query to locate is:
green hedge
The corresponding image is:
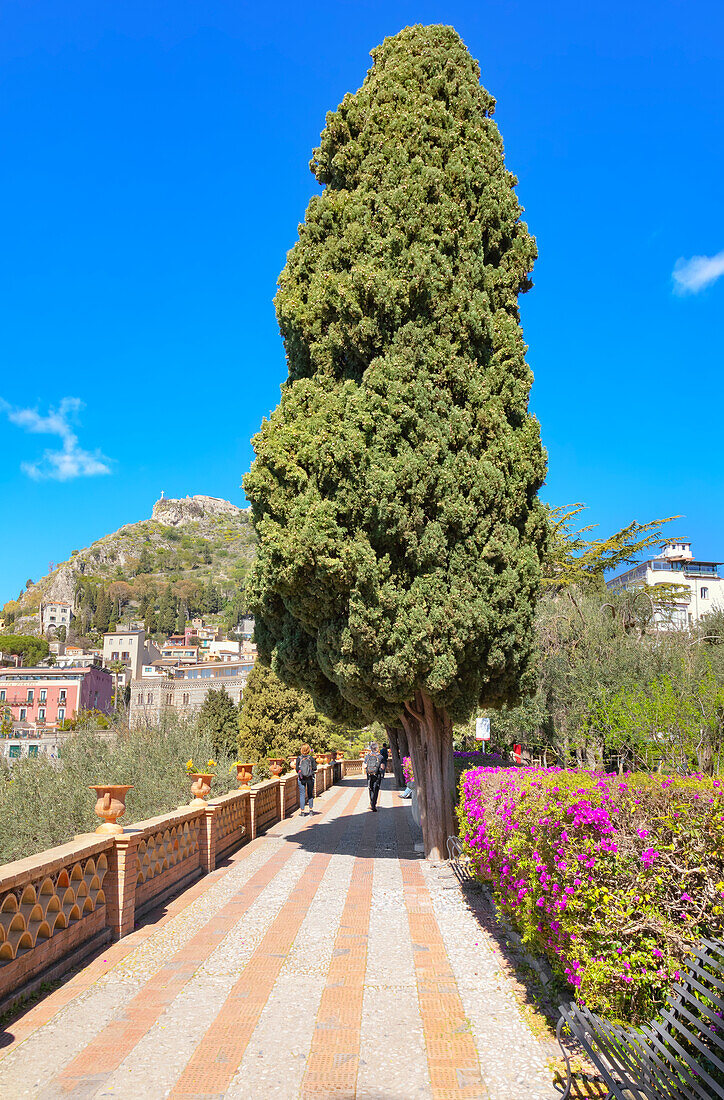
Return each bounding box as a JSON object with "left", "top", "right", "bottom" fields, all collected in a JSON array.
[{"left": 458, "top": 766, "right": 724, "bottom": 1022}]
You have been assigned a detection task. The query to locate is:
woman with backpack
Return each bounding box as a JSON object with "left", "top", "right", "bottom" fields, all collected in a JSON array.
[{"left": 296, "top": 744, "right": 317, "bottom": 816}]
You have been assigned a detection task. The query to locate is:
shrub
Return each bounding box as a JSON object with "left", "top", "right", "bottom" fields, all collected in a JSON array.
[
  {"left": 0, "top": 717, "right": 238, "bottom": 865},
  {"left": 458, "top": 766, "right": 724, "bottom": 1022}
]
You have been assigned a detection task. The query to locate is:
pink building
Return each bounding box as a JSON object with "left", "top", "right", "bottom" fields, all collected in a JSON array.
[{"left": 0, "top": 665, "right": 113, "bottom": 737}]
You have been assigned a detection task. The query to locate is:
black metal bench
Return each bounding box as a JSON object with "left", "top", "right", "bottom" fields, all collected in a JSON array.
[{"left": 557, "top": 938, "right": 724, "bottom": 1099}]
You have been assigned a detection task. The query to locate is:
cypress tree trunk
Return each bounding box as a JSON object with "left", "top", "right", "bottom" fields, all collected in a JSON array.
[
  {"left": 386, "top": 725, "right": 405, "bottom": 788},
  {"left": 401, "top": 692, "right": 456, "bottom": 860}
]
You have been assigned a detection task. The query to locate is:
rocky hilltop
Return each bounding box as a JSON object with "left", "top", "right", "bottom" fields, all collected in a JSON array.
[
  {"left": 152, "top": 495, "right": 242, "bottom": 527},
  {"left": 3, "top": 495, "right": 256, "bottom": 634}
]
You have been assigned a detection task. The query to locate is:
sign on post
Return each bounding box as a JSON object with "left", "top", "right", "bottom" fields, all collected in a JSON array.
[{"left": 475, "top": 715, "right": 490, "bottom": 742}]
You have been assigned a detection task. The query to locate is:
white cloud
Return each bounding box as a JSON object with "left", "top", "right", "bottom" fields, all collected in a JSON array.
[
  {"left": 672, "top": 251, "right": 724, "bottom": 295},
  {"left": 0, "top": 396, "right": 112, "bottom": 481}
]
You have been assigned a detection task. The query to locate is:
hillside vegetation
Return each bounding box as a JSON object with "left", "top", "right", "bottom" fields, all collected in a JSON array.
[{"left": 2, "top": 495, "right": 257, "bottom": 639}]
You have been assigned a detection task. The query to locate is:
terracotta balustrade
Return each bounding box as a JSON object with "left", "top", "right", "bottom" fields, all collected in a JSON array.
[{"left": 0, "top": 767, "right": 354, "bottom": 1015}]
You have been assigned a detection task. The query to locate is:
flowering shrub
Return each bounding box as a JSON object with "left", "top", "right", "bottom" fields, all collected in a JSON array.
[
  {"left": 458, "top": 766, "right": 724, "bottom": 1022},
  {"left": 402, "top": 756, "right": 414, "bottom": 785},
  {"left": 454, "top": 750, "right": 506, "bottom": 769}
]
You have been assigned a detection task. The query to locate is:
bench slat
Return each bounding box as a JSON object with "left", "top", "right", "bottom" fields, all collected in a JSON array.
[
  {"left": 645, "top": 1016, "right": 724, "bottom": 1098},
  {"left": 666, "top": 984, "right": 724, "bottom": 1051},
  {"left": 657, "top": 1006, "right": 724, "bottom": 1076}
]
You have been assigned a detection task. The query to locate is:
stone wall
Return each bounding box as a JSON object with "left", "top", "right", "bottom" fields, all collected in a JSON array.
[{"left": 0, "top": 764, "right": 342, "bottom": 1015}]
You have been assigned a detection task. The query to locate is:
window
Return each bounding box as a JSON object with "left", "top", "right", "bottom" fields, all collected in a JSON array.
[
  {"left": 9, "top": 744, "right": 20, "bottom": 759},
  {"left": 147, "top": 692, "right": 153, "bottom": 704},
  {"left": 122, "top": 651, "right": 130, "bottom": 660},
  {"left": 182, "top": 692, "right": 189, "bottom": 705},
  {"left": 40, "top": 689, "right": 47, "bottom": 703},
  {"left": 28, "top": 745, "right": 39, "bottom": 757},
  {"left": 137, "top": 693, "right": 143, "bottom": 705},
  {"left": 701, "top": 587, "right": 709, "bottom": 599},
  {"left": 19, "top": 708, "right": 26, "bottom": 721},
  {"left": 38, "top": 708, "right": 45, "bottom": 721},
  {"left": 112, "top": 651, "right": 119, "bottom": 660},
  {"left": 26, "top": 689, "right": 34, "bottom": 703},
  {"left": 59, "top": 690, "right": 67, "bottom": 703},
  {"left": 165, "top": 692, "right": 172, "bottom": 705},
  {"left": 58, "top": 707, "right": 65, "bottom": 721},
  {"left": 0, "top": 690, "right": 4, "bottom": 702}
]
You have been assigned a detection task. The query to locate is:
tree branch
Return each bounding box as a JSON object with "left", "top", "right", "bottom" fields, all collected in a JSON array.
[{"left": 404, "top": 699, "right": 424, "bottom": 723}]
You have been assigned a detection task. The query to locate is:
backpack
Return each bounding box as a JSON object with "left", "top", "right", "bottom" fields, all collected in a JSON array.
[
  {"left": 366, "top": 752, "right": 383, "bottom": 777},
  {"left": 299, "top": 754, "right": 314, "bottom": 779}
]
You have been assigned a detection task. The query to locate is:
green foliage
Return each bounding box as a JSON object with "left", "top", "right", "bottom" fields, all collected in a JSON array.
[
  {"left": 237, "top": 662, "right": 328, "bottom": 760},
  {"left": 0, "top": 633, "right": 49, "bottom": 667},
  {"left": 158, "top": 584, "right": 176, "bottom": 635},
  {"left": 543, "top": 505, "right": 679, "bottom": 592},
  {"left": 0, "top": 718, "right": 238, "bottom": 864},
  {"left": 497, "top": 586, "right": 724, "bottom": 769},
  {"left": 245, "top": 24, "right": 546, "bottom": 730},
  {"left": 458, "top": 766, "right": 724, "bottom": 1022},
  {"left": 93, "top": 588, "right": 112, "bottom": 633},
  {"left": 196, "top": 687, "right": 240, "bottom": 755},
  {"left": 584, "top": 669, "right": 724, "bottom": 774},
  {"left": 57, "top": 708, "right": 112, "bottom": 732},
  {"left": 135, "top": 545, "right": 153, "bottom": 574}
]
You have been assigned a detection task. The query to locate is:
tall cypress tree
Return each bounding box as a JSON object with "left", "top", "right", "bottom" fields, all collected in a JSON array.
[
  {"left": 93, "top": 589, "right": 112, "bottom": 634},
  {"left": 245, "top": 25, "right": 547, "bottom": 857}
]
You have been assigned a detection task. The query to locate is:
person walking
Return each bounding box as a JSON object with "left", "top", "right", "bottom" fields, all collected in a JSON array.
[
  {"left": 365, "top": 741, "right": 385, "bottom": 812},
  {"left": 296, "top": 744, "right": 317, "bottom": 816}
]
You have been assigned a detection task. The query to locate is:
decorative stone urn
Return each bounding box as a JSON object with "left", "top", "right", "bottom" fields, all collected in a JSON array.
[
  {"left": 315, "top": 753, "right": 326, "bottom": 765},
  {"left": 189, "top": 773, "right": 213, "bottom": 807},
  {"left": 268, "top": 758, "right": 285, "bottom": 779},
  {"left": 359, "top": 750, "right": 366, "bottom": 759},
  {"left": 324, "top": 752, "right": 333, "bottom": 764},
  {"left": 90, "top": 784, "right": 133, "bottom": 835},
  {"left": 235, "top": 762, "right": 254, "bottom": 789}
]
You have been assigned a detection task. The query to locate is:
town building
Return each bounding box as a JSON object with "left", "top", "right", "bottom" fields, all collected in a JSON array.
[
  {"left": 607, "top": 541, "right": 724, "bottom": 628},
  {"left": 238, "top": 616, "right": 255, "bottom": 640},
  {"left": 129, "top": 658, "right": 254, "bottom": 726},
  {"left": 102, "top": 629, "right": 160, "bottom": 680},
  {"left": 40, "top": 600, "right": 73, "bottom": 635},
  {"left": 0, "top": 664, "right": 113, "bottom": 758},
  {"left": 158, "top": 641, "right": 200, "bottom": 667}
]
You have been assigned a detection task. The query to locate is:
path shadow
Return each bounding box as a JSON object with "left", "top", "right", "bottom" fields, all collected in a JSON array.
[{"left": 280, "top": 776, "right": 423, "bottom": 859}]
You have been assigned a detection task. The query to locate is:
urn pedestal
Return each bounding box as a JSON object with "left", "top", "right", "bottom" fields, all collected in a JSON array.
[
  {"left": 90, "top": 784, "right": 133, "bottom": 835},
  {"left": 189, "top": 773, "right": 213, "bottom": 807}
]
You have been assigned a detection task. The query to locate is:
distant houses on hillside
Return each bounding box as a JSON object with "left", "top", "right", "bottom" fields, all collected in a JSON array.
[{"left": 0, "top": 616, "right": 257, "bottom": 760}]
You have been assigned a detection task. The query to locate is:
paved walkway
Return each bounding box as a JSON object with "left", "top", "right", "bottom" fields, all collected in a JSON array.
[{"left": 0, "top": 778, "right": 555, "bottom": 1099}]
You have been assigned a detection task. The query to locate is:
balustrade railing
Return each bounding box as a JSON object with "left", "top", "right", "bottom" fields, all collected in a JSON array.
[{"left": 0, "top": 761, "right": 350, "bottom": 1014}]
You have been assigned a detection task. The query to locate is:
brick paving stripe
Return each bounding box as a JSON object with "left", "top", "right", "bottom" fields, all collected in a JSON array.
[
  {"left": 299, "top": 795, "right": 377, "bottom": 1099},
  {"left": 1, "top": 777, "right": 556, "bottom": 1099},
  {"left": 169, "top": 786, "right": 368, "bottom": 1098},
  {"left": 394, "top": 793, "right": 487, "bottom": 1100}
]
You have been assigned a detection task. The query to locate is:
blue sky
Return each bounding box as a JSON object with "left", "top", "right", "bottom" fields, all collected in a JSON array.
[{"left": 1, "top": 0, "right": 722, "bottom": 605}]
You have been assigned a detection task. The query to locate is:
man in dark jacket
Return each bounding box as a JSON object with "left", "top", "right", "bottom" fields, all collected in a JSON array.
[{"left": 365, "top": 741, "right": 384, "bottom": 812}]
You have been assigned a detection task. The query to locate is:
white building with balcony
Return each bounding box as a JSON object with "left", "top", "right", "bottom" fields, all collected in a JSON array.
[{"left": 607, "top": 542, "right": 723, "bottom": 628}]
